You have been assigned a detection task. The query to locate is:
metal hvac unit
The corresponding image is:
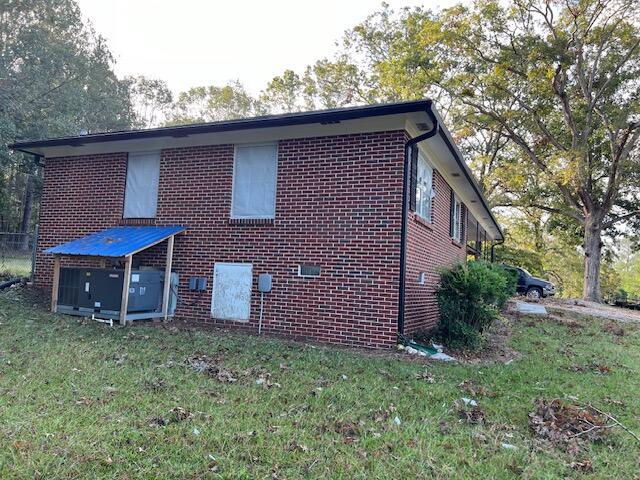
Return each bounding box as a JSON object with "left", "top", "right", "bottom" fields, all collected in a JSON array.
[{"left": 56, "top": 267, "right": 177, "bottom": 320}]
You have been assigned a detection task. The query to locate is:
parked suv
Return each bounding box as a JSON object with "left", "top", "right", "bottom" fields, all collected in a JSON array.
[{"left": 502, "top": 266, "right": 556, "bottom": 299}]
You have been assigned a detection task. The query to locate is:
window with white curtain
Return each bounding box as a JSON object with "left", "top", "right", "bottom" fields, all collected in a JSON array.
[
  {"left": 123, "top": 151, "right": 160, "bottom": 218},
  {"left": 452, "top": 194, "right": 463, "bottom": 242},
  {"left": 232, "top": 144, "right": 278, "bottom": 219},
  {"left": 416, "top": 151, "right": 435, "bottom": 221}
]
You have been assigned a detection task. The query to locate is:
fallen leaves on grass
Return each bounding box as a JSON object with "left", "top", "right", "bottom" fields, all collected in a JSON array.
[
  {"left": 549, "top": 315, "right": 581, "bottom": 330},
  {"left": 149, "top": 406, "right": 194, "bottom": 427},
  {"left": 569, "top": 459, "right": 594, "bottom": 473},
  {"left": 569, "top": 363, "right": 611, "bottom": 374},
  {"left": 459, "top": 379, "right": 494, "bottom": 397},
  {"left": 186, "top": 353, "right": 237, "bottom": 383},
  {"left": 335, "top": 420, "right": 362, "bottom": 444},
  {"left": 286, "top": 441, "right": 309, "bottom": 453},
  {"left": 415, "top": 369, "right": 436, "bottom": 383},
  {"left": 12, "top": 440, "right": 29, "bottom": 450},
  {"left": 169, "top": 406, "right": 193, "bottom": 423},
  {"left": 373, "top": 404, "right": 397, "bottom": 423},
  {"left": 454, "top": 400, "right": 486, "bottom": 424},
  {"left": 255, "top": 372, "right": 281, "bottom": 389},
  {"left": 439, "top": 420, "right": 450, "bottom": 434},
  {"left": 142, "top": 378, "right": 167, "bottom": 392},
  {"left": 529, "top": 398, "right": 611, "bottom": 451},
  {"left": 603, "top": 322, "right": 625, "bottom": 336}
]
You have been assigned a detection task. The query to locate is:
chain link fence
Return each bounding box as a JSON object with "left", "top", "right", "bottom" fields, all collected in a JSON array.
[{"left": 0, "top": 226, "right": 38, "bottom": 280}]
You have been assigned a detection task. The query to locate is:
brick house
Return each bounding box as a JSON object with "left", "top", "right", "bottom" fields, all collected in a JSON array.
[{"left": 10, "top": 100, "right": 502, "bottom": 348}]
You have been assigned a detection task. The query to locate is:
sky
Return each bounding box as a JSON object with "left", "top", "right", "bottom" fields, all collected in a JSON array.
[{"left": 76, "top": 0, "right": 450, "bottom": 96}]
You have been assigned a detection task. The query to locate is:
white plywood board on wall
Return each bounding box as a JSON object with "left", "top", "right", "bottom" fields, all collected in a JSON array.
[{"left": 211, "top": 263, "right": 253, "bottom": 321}]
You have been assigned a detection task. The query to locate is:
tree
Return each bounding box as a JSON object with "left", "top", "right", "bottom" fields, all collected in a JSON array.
[
  {"left": 126, "top": 76, "right": 173, "bottom": 128},
  {"left": 1, "top": 0, "right": 135, "bottom": 235},
  {"left": 167, "top": 81, "right": 265, "bottom": 124},
  {"left": 260, "top": 70, "right": 304, "bottom": 113},
  {"left": 359, "top": 0, "right": 640, "bottom": 301},
  {"left": 443, "top": 0, "right": 640, "bottom": 301}
]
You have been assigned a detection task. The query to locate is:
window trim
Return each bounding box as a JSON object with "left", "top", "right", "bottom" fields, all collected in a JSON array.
[
  {"left": 415, "top": 151, "right": 435, "bottom": 222},
  {"left": 231, "top": 142, "right": 279, "bottom": 220},
  {"left": 123, "top": 150, "right": 161, "bottom": 219}
]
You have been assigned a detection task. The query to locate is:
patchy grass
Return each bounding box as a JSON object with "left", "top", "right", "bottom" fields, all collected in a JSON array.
[{"left": 0, "top": 291, "right": 639, "bottom": 479}]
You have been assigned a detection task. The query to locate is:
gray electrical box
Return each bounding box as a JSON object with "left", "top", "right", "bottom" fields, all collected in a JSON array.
[
  {"left": 189, "top": 276, "right": 207, "bottom": 291},
  {"left": 258, "top": 273, "right": 272, "bottom": 293}
]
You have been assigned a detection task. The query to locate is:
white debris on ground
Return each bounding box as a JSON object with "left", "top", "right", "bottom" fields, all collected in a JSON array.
[
  {"left": 462, "top": 397, "right": 478, "bottom": 407},
  {"left": 401, "top": 344, "right": 456, "bottom": 362},
  {"left": 515, "top": 301, "right": 548, "bottom": 315},
  {"left": 430, "top": 352, "right": 456, "bottom": 361}
]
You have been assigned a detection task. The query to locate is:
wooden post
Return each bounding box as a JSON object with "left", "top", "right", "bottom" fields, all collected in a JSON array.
[
  {"left": 119, "top": 255, "right": 132, "bottom": 326},
  {"left": 161, "top": 235, "right": 175, "bottom": 322},
  {"left": 51, "top": 255, "right": 61, "bottom": 313}
]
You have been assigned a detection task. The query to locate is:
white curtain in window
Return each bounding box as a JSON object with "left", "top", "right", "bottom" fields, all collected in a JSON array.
[
  {"left": 452, "top": 195, "right": 462, "bottom": 241},
  {"left": 416, "top": 152, "right": 435, "bottom": 220},
  {"left": 124, "top": 151, "right": 160, "bottom": 218},
  {"left": 232, "top": 144, "right": 278, "bottom": 218}
]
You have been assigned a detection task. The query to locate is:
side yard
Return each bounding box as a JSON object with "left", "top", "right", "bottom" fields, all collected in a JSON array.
[{"left": 0, "top": 287, "right": 639, "bottom": 478}]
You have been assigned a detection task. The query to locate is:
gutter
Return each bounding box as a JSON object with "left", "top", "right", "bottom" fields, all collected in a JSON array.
[
  {"left": 490, "top": 238, "right": 505, "bottom": 262},
  {"left": 398, "top": 103, "right": 439, "bottom": 336},
  {"left": 397, "top": 103, "right": 504, "bottom": 337}
]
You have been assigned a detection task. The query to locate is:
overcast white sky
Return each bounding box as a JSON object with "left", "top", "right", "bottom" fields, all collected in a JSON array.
[{"left": 76, "top": 0, "right": 453, "bottom": 95}]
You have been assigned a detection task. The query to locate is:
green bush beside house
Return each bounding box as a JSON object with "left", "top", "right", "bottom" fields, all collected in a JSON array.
[{"left": 436, "top": 261, "right": 516, "bottom": 349}]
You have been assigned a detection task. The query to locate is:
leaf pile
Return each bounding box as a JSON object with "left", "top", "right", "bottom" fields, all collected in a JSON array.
[{"left": 529, "top": 398, "right": 610, "bottom": 449}]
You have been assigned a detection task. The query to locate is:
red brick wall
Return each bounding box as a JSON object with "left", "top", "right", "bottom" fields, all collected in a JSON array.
[
  {"left": 403, "top": 169, "right": 467, "bottom": 335},
  {"left": 35, "top": 131, "right": 405, "bottom": 348},
  {"left": 35, "top": 152, "right": 128, "bottom": 289}
]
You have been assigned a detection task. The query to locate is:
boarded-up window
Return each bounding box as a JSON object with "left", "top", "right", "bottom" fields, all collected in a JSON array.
[
  {"left": 231, "top": 144, "right": 278, "bottom": 219},
  {"left": 124, "top": 151, "right": 160, "bottom": 218},
  {"left": 211, "top": 263, "right": 253, "bottom": 321}
]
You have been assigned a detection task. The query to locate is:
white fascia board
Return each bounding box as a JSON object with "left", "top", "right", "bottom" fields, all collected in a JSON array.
[{"left": 35, "top": 114, "right": 411, "bottom": 158}]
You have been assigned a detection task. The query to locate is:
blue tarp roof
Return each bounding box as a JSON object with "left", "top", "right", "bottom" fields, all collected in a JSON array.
[{"left": 44, "top": 225, "right": 186, "bottom": 257}]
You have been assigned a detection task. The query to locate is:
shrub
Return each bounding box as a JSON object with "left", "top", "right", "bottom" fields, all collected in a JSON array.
[{"left": 436, "top": 260, "right": 516, "bottom": 349}]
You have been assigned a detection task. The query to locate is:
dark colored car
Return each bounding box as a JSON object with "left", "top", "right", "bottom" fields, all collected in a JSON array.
[{"left": 502, "top": 266, "right": 556, "bottom": 300}]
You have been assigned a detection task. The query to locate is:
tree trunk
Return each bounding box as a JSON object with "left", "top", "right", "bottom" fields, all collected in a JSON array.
[
  {"left": 583, "top": 217, "right": 603, "bottom": 302},
  {"left": 19, "top": 174, "right": 33, "bottom": 251}
]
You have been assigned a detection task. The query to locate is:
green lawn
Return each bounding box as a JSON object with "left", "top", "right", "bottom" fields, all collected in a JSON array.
[{"left": 0, "top": 290, "right": 639, "bottom": 479}]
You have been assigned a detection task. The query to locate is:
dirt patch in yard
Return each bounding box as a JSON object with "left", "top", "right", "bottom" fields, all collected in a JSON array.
[
  {"left": 449, "top": 316, "right": 520, "bottom": 365},
  {"left": 545, "top": 298, "right": 640, "bottom": 324}
]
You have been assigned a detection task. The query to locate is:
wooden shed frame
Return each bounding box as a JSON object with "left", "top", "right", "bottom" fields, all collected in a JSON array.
[{"left": 47, "top": 226, "right": 184, "bottom": 326}]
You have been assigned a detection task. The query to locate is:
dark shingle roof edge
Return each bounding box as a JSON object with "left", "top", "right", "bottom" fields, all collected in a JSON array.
[{"left": 9, "top": 100, "right": 432, "bottom": 151}]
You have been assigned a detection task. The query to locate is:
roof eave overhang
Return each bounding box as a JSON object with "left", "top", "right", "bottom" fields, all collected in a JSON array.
[
  {"left": 9, "top": 100, "right": 433, "bottom": 157},
  {"left": 406, "top": 108, "right": 503, "bottom": 241}
]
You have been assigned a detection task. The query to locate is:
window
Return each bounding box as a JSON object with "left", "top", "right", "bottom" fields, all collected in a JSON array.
[
  {"left": 416, "top": 152, "right": 435, "bottom": 221},
  {"left": 124, "top": 151, "right": 160, "bottom": 218},
  {"left": 232, "top": 144, "right": 278, "bottom": 219},
  {"left": 451, "top": 194, "right": 463, "bottom": 242}
]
